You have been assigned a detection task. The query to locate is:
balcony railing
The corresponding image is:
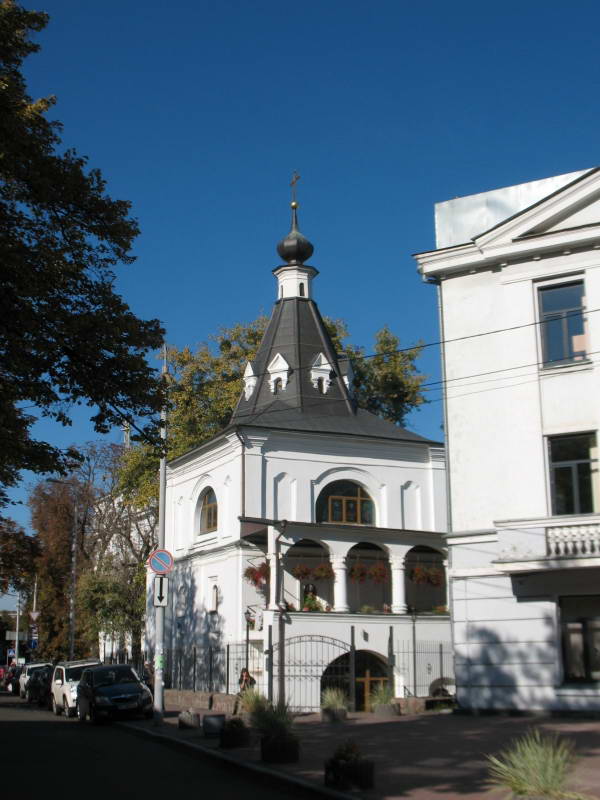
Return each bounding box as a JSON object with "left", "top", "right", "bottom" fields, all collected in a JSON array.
[{"left": 546, "top": 524, "right": 600, "bottom": 557}]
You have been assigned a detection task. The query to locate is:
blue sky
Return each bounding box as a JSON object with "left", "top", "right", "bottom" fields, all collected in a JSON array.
[{"left": 7, "top": 0, "right": 600, "bottom": 534}]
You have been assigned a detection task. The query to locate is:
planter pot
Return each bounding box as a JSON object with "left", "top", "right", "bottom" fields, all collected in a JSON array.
[
  {"left": 373, "top": 703, "right": 399, "bottom": 718},
  {"left": 202, "top": 713, "right": 226, "bottom": 737},
  {"left": 219, "top": 727, "right": 251, "bottom": 749},
  {"left": 324, "top": 758, "right": 375, "bottom": 790},
  {"left": 321, "top": 707, "right": 347, "bottom": 723},
  {"left": 260, "top": 734, "right": 300, "bottom": 764}
]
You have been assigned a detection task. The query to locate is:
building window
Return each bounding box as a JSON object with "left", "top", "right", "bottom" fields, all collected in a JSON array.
[
  {"left": 316, "top": 480, "right": 375, "bottom": 525},
  {"left": 200, "top": 488, "right": 218, "bottom": 533},
  {"left": 561, "top": 596, "right": 600, "bottom": 682},
  {"left": 299, "top": 282, "right": 305, "bottom": 297},
  {"left": 549, "top": 433, "right": 598, "bottom": 515},
  {"left": 210, "top": 584, "right": 219, "bottom": 613},
  {"left": 273, "top": 378, "right": 282, "bottom": 394},
  {"left": 538, "top": 281, "right": 586, "bottom": 366}
]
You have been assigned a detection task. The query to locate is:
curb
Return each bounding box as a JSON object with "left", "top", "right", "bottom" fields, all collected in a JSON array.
[{"left": 117, "top": 720, "right": 354, "bottom": 800}]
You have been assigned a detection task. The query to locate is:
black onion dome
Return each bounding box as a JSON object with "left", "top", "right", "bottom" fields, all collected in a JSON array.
[{"left": 276, "top": 203, "right": 314, "bottom": 264}]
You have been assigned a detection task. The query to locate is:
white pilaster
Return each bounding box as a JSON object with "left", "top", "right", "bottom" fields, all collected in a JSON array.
[
  {"left": 390, "top": 556, "right": 407, "bottom": 614},
  {"left": 331, "top": 555, "right": 349, "bottom": 613},
  {"left": 443, "top": 559, "right": 449, "bottom": 609},
  {"left": 267, "top": 525, "right": 278, "bottom": 610}
]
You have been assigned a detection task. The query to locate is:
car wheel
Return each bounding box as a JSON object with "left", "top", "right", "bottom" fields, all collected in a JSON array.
[
  {"left": 25, "top": 689, "right": 32, "bottom": 703},
  {"left": 89, "top": 704, "right": 100, "bottom": 725},
  {"left": 77, "top": 703, "right": 87, "bottom": 723},
  {"left": 51, "top": 695, "right": 61, "bottom": 716}
]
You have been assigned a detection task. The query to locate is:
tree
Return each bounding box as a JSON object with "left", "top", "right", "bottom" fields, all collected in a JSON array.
[
  {"left": 119, "top": 315, "right": 426, "bottom": 505},
  {"left": 0, "top": 1, "right": 165, "bottom": 510},
  {"left": 0, "top": 517, "right": 39, "bottom": 595}
]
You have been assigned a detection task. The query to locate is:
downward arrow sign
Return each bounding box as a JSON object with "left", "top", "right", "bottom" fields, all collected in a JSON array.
[{"left": 157, "top": 576, "right": 165, "bottom": 603}]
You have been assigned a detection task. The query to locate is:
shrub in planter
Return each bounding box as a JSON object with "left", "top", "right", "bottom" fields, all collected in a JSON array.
[
  {"left": 321, "top": 687, "right": 348, "bottom": 723},
  {"left": 254, "top": 702, "right": 300, "bottom": 764},
  {"left": 219, "top": 717, "right": 251, "bottom": 748},
  {"left": 239, "top": 688, "right": 269, "bottom": 723},
  {"left": 370, "top": 683, "right": 398, "bottom": 716},
  {"left": 302, "top": 594, "right": 324, "bottom": 612},
  {"left": 349, "top": 562, "right": 368, "bottom": 583},
  {"left": 368, "top": 562, "right": 389, "bottom": 584},
  {"left": 324, "top": 739, "right": 375, "bottom": 791}
]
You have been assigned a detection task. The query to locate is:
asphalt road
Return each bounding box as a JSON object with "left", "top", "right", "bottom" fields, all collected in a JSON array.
[{"left": 0, "top": 692, "right": 305, "bottom": 799}]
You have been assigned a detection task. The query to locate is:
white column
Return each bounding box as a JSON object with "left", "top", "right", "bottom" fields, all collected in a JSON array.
[
  {"left": 331, "top": 555, "right": 349, "bottom": 613},
  {"left": 443, "top": 559, "right": 449, "bottom": 610},
  {"left": 390, "top": 557, "right": 407, "bottom": 614},
  {"left": 267, "top": 525, "right": 278, "bottom": 610}
]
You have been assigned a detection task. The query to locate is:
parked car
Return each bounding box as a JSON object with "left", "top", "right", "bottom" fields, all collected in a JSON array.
[
  {"left": 77, "top": 664, "right": 153, "bottom": 723},
  {"left": 50, "top": 659, "right": 101, "bottom": 717},
  {"left": 3, "top": 666, "right": 22, "bottom": 693},
  {"left": 19, "top": 662, "right": 52, "bottom": 698},
  {"left": 25, "top": 664, "right": 53, "bottom": 707}
]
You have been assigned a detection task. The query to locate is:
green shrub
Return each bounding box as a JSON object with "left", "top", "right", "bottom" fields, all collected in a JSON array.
[
  {"left": 252, "top": 701, "right": 294, "bottom": 739},
  {"left": 370, "top": 683, "right": 394, "bottom": 708},
  {"left": 486, "top": 728, "right": 585, "bottom": 799},
  {"left": 239, "top": 688, "right": 269, "bottom": 714},
  {"left": 321, "top": 687, "right": 348, "bottom": 710}
]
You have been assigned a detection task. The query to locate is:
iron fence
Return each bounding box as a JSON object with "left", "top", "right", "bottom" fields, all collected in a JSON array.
[{"left": 150, "top": 626, "right": 455, "bottom": 710}]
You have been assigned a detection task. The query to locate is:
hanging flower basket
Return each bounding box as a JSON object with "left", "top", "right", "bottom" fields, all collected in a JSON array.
[
  {"left": 409, "top": 566, "right": 429, "bottom": 585},
  {"left": 291, "top": 564, "right": 313, "bottom": 581},
  {"left": 243, "top": 560, "right": 270, "bottom": 588},
  {"left": 367, "top": 563, "right": 389, "bottom": 584},
  {"left": 427, "top": 567, "right": 444, "bottom": 586},
  {"left": 349, "top": 562, "right": 368, "bottom": 583},
  {"left": 312, "top": 562, "right": 335, "bottom": 581}
]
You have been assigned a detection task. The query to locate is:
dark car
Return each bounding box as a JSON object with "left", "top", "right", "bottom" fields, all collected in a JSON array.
[
  {"left": 77, "top": 664, "right": 153, "bottom": 723},
  {"left": 25, "top": 664, "right": 53, "bottom": 707}
]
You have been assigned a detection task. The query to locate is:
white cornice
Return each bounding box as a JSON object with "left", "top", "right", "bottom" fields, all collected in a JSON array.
[{"left": 416, "top": 170, "right": 600, "bottom": 278}]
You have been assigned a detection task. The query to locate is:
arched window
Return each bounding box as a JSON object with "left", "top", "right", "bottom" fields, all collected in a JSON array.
[
  {"left": 317, "top": 377, "right": 325, "bottom": 394},
  {"left": 299, "top": 282, "right": 305, "bottom": 297},
  {"left": 273, "top": 377, "right": 283, "bottom": 394},
  {"left": 316, "top": 480, "right": 375, "bottom": 525},
  {"left": 199, "top": 488, "right": 218, "bottom": 533},
  {"left": 210, "top": 584, "right": 219, "bottom": 613}
]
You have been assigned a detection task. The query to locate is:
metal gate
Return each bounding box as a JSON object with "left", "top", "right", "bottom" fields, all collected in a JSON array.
[{"left": 272, "top": 634, "right": 352, "bottom": 711}]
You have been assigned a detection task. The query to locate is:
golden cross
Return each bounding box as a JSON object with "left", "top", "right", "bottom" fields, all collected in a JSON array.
[{"left": 290, "top": 171, "right": 301, "bottom": 203}]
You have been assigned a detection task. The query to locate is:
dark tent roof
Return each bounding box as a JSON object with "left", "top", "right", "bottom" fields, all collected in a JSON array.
[{"left": 229, "top": 296, "right": 439, "bottom": 446}]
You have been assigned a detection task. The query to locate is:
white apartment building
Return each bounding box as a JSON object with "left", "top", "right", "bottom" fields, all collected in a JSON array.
[{"left": 415, "top": 168, "right": 600, "bottom": 711}]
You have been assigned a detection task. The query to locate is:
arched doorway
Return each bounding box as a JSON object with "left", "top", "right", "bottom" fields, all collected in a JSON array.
[
  {"left": 404, "top": 546, "right": 446, "bottom": 612},
  {"left": 346, "top": 542, "right": 391, "bottom": 613},
  {"left": 282, "top": 539, "right": 333, "bottom": 611},
  {"left": 321, "top": 650, "right": 389, "bottom": 711}
]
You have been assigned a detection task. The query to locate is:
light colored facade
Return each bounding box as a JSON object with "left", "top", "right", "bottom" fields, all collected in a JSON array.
[
  {"left": 146, "top": 205, "right": 452, "bottom": 709},
  {"left": 415, "top": 167, "right": 600, "bottom": 711}
]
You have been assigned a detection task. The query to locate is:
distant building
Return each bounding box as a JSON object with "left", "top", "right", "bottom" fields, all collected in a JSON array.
[
  {"left": 416, "top": 168, "right": 600, "bottom": 711},
  {"left": 146, "top": 202, "right": 451, "bottom": 709}
]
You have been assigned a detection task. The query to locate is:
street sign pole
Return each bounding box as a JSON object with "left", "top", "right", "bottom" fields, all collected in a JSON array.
[{"left": 154, "top": 347, "right": 168, "bottom": 723}]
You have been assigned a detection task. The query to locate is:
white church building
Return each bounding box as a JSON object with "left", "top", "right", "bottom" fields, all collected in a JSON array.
[
  {"left": 150, "top": 202, "right": 452, "bottom": 710},
  {"left": 415, "top": 167, "right": 600, "bottom": 712}
]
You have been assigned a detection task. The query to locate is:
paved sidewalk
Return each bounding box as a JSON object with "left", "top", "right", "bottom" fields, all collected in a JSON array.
[{"left": 122, "top": 708, "right": 600, "bottom": 799}]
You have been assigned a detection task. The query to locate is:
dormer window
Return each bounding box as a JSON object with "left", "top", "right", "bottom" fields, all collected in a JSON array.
[
  {"left": 267, "top": 353, "right": 290, "bottom": 393},
  {"left": 310, "top": 353, "right": 332, "bottom": 394},
  {"left": 243, "top": 362, "right": 257, "bottom": 401}
]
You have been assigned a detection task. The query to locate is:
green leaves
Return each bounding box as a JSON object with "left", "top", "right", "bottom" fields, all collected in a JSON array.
[{"left": 0, "top": 2, "right": 164, "bottom": 508}]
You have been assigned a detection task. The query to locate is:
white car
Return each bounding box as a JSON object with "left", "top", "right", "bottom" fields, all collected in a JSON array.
[
  {"left": 51, "top": 660, "right": 101, "bottom": 717},
  {"left": 19, "top": 662, "right": 52, "bottom": 699}
]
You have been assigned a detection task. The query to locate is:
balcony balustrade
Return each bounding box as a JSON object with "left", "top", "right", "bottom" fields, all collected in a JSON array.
[{"left": 546, "top": 524, "right": 600, "bottom": 557}]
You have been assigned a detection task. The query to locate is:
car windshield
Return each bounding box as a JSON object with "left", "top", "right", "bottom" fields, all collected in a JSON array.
[
  {"left": 93, "top": 667, "right": 138, "bottom": 688},
  {"left": 29, "top": 665, "right": 46, "bottom": 675}
]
